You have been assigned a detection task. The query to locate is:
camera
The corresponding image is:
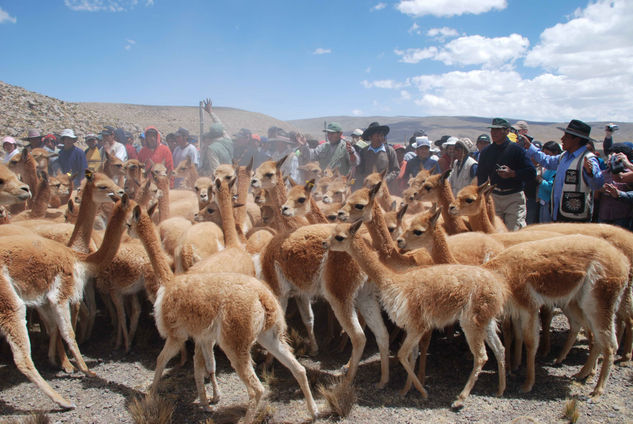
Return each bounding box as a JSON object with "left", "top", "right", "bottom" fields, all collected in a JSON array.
[
  {"left": 610, "top": 155, "right": 626, "bottom": 174},
  {"left": 606, "top": 124, "right": 619, "bottom": 132}
]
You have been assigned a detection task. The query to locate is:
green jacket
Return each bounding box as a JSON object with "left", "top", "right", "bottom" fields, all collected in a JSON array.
[{"left": 200, "top": 136, "right": 234, "bottom": 175}]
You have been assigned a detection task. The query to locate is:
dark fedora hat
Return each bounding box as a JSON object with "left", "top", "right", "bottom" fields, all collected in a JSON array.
[
  {"left": 21, "top": 129, "right": 42, "bottom": 142},
  {"left": 362, "top": 122, "right": 390, "bottom": 141},
  {"left": 557, "top": 119, "right": 594, "bottom": 141}
]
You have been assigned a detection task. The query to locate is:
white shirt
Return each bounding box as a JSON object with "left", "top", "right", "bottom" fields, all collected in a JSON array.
[
  {"left": 105, "top": 141, "right": 128, "bottom": 162},
  {"left": 2, "top": 148, "right": 19, "bottom": 164}
]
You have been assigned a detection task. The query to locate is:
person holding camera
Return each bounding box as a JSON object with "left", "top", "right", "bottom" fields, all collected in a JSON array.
[
  {"left": 600, "top": 144, "right": 633, "bottom": 229},
  {"left": 603, "top": 123, "right": 619, "bottom": 156},
  {"left": 521, "top": 119, "right": 604, "bottom": 222}
]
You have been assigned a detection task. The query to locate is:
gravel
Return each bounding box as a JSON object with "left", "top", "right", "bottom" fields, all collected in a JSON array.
[{"left": 1, "top": 307, "right": 631, "bottom": 423}]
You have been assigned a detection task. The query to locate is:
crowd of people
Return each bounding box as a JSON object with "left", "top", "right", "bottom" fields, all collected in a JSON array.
[{"left": 3, "top": 109, "right": 629, "bottom": 230}]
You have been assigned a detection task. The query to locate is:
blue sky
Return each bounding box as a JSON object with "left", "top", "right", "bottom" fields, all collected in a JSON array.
[{"left": 1, "top": 0, "right": 632, "bottom": 122}]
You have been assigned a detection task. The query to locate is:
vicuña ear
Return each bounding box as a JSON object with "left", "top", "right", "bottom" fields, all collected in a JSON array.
[
  {"left": 147, "top": 202, "right": 158, "bottom": 217},
  {"left": 430, "top": 206, "right": 442, "bottom": 227},
  {"left": 287, "top": 176, "right": 298, "bottom": 187},
  {"left": 67, "top": 199, "right": 75, "bottom": 213},
  {"left": 349, "top": 219, "right": 363, "bottom": 235},
  {"left": 133, "top": 205, "right": 142, "bottom": 222},
  {"left": 304, "top": 179, "right": 315, "bottom": 193},
  {"left": 85, "top": 169, "right": 94, "bottom": 182},
  {"left": 276, "top": 154, "right": 289, "bottom": 170},
  {"left": 477, "top": 180, "right": 489, "bottom": 193},
  {"left": 440, "top": 168, "right": 451, "bottom": 182},
  {"left": 379, "top": 168, "right": 387, "bottom": 180},
  {"left": 108, "top": 193, "right": 120, "bottom": 202},
  {"left": 368, "top": 180, "right": 382, "bottom": 200},
  {"left": 121, "top": 193, "right": 129, "bottom": 207},
  {"left": 228, "top": 176, "right": 237, "bottom": 190},
  {"left": 397, "top": 203, "right": 408, "bottom": 221},
  {"left": 246, "top": 156, "right": 254, "bottom": 173},
  {"left": 215, "top": 178, "right": 222, "bottom": 190}
]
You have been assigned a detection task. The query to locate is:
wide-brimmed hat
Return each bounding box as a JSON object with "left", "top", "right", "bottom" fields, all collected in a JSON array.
[
  {"left": 351, "top": 128, "right": 363, "bottom": 137},
  {"left": 434, "top": 135, "right": 451, "bottom": 147},
  {"left": 60, "top": 129, "right": 77, "bottom": 139},
  {"left": 513, "top": 120, "right": 529, "bottom": 131},
  {"left": 362, "top": 122, "right": 390, "bottom": 141},
  {"left": 21, "top": 129, "right": 42, "bottom": 142},
  {"left": 444, "top": 136, "right": 458, "bottom": 147},
  {"left": 557, "top": 119, "right": 594, "bottom": 141},
  {"left": 323, "top": 122, "right": 343, "bottom": 133},
  {"left": 101, "top": 126, "right": 115, "bottom": 136},
  {"left": 455, "top": 137, "right": 474, "bottom": 153},
  {"left": 205, "top": 123, "right": 224, "bottom": 140},
  {"left": 85, "top": 133, "right": 99, "bottom": 141},
  {"left": 487, "top": 118, "right": 511, "bottom": 129},
  {"left": 414, "top": 136, "right": 432, "bottom": 149}
]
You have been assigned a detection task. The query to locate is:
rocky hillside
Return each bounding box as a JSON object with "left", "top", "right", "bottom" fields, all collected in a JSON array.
[{"left": 0, "top": 81, "right": 297, "bottom": 142}]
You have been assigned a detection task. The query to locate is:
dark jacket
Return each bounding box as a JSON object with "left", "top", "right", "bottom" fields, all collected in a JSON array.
[
  {"left": 356, "top": 144, "right": 400, "bottom": 184},
  {"left": 476, "top": 138, "right": 536, "bottom": 193}
]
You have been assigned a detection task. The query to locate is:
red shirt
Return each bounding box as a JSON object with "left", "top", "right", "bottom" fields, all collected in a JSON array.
[
  {"left": 138, "top": 143, "right": 174, "bottom": 176},
  {"left": 125, "top": 144, "right": 139, "bottom": 160}
]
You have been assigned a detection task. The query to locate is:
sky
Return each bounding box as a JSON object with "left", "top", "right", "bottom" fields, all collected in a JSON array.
[{"left": 1, "top": 0, "right": 632, "bottom": 122}]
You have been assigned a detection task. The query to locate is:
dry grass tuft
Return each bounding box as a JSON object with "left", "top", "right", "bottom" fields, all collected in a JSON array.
[
  {"left": 252, "top": 403, "right": 275, "bottom": 424},
  {"left": 261, "top": 366, "right": 278, "bottom": 387},
  {"left": 200, "top": 419, "right": 215, "bottom": 424},
  {"left": 286, "top": 327, "right": 308, "bottom": 357},
  {"left": 563, "top": 399, "right": 579, "bottom": 423},
  {"left": 305, "top": 366, "right": 323, "bottom": 387},
  {"left": 317, "top": 377, "right": 357, "bottom": 418},
  {"left": 128, "top": 393, "right": 175, "bottom": 424}
]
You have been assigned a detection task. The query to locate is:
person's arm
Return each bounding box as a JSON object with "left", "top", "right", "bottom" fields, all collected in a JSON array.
[
  {"left": 385, "top": 148, "right": 400, "bottom": 183},
  {"left": 202, "top": 99, "right": 231, "bottom": 139},
  {"left": 582, "top": 156, "right": 605, "bottom": 189},
  {"left": 514, "top": 149, "right": 537, "bottom": 182}
]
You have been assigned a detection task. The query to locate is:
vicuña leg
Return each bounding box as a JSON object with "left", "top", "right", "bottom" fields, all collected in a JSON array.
[
  {"left": 356, "top": 288, "right": 390, "bottom": 388},
  {"left": 484, "top": 320, "right": 506, "bottom": 397},
  {"left": 397, "top": 331, "right": 427, "bottom": 399},
  {"left": 327, "top": 297, "right": 366, "bottom": 384},
  {"left": 295, "top": 295, "right": 318, "bottom": 356},
  {"left": 51, "top": 301, "right": 95, "bottom": 377},
  {"left": 452, "top": 320, "right": 488, "bottom": 409},
  {"left": 151, "top": 336, "right": 186, "bottom": 394}
]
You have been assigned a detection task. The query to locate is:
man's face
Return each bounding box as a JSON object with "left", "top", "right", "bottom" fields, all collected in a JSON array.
[
  {"left": 370, "top": 132, "right": 385, "bottom": 147},
  {"left": 445, "top": 145, "right": 455, "bottom": 158},
  {"left": 490, "top": 127, "right": 509, "bottom": 144},
  {"left": 62, "top": 137, "right": 74, "bottom": 150},
  {"left": 351, "top": 135, "right": 360, "bottom": 144},
  {"left": 454, "top": 145, "right": 466, "bottom": 161},
  {"left": 416, "top": 146, "right": 430, "bottom": 159},
  {"left": 561, "top": 132, "right": 580, "bottom": 152},
  {"left": 3, "top": 142, "right": 15, "bottom": 153},
  {"left": 176, "top": 135, "right": 187, "bottom": 147},
  {"left": 86, "top": 138, "right": 97, "bottom": 148},
  {"left": 476, "top": 140, "right": 489, "bottom": 152},
  {"left": 327, "top": 131, "right": 342, "bottom": 143},
  {"left": 104, "top": 133, "right": 115, "bottom": 145},
  {"left": 396, "top": 149, "right": 405, "bottom": 162},
  {"left": 146, "top": 131, "right": 158, "bottom": 149}
]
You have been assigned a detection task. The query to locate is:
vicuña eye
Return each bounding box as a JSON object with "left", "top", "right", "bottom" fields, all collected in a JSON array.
[
  {"left": 354, "top": 204, "right": 364, "bottom": 210},
  {"left": 413, "top": 229, "right": 423, "bottom": 236},
  {"left": 297, "top": 198, "right": 306, "bottom": 204}
]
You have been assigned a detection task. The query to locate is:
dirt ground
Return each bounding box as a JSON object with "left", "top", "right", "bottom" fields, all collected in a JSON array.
[{"left": 0, "top": 305, "right": 632, "bottom": 424}]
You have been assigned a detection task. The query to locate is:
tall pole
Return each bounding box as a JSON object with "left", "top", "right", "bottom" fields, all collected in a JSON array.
[{"left": 199, "top": 101, "right": 204, "bottom": 145}]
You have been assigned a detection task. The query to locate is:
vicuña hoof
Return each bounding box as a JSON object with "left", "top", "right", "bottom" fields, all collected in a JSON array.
[
  {"left": 520, "top": 382, "right": 533, "bottom": 393},
  {"left": 451, "top": 399, "right": 464, "bottom": 410}
]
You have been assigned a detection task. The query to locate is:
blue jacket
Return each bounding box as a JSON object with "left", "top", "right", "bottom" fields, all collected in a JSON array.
[{"left": 58, "top": 146, "right": 87, "bottom": 187}]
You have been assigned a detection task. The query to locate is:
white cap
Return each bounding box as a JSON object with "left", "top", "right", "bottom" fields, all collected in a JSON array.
[
  {"left": 2, "top": 136, "right": 17, "bottom": 145},
  {"left": 414, "top": 136, "right": 431, "bottom": 149},
  {"left": 352, "top": 128, "right": 363, "bottom": 137},
  {"left": 444, "top": 136, "right": 458, "bottom": 146},
  {"left": 60, "top": 129, "right": 77, "bottom": 139}
]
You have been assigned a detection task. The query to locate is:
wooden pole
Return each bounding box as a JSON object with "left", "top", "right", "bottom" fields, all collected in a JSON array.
[{"left": 199, "top": 101, "right": 204, "bottom": 144}]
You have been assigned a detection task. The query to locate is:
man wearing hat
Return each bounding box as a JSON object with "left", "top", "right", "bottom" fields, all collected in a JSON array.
[
  {"left": 173, "top": 127, "right": 199, "bottom": 169},
  {"left": 2, "top": 136, "right": 20, "bottom": 164},
  {"left": 21, "top": 129, "right": 43, "bottom": 149},
  {"left": 297, "top": 122, "right": 358, "bottom": 176},
  {"left": 356, "top": 122, "right": 399, "bottom": 186},
  {"left": 473, "top": 134, "right": 491, "bottom": 161},
  {"left": 57, "top": 129, "right": 87, "bottom": 187},
  {"left": 403, "top": 136, "right": 440, "bottom": 181},
  {"left": 435, "top": 135, "right": 455, "bottom": 172},
  {"left": 199, "top": 123, "right": 233, "bottom": 176},
  {"left": 448, "top": 138, "right": 478, "bottom": 196},
  {"left": 350, "top": 128, "right": 368, "bottom": 153},
  {"left": 102, "top": 126, "right": 127, "bottom": 162},
  {"left": 522, "top": 119, "right": 604, "bottom": 222},
  {"left": 477, "top": 118, "right": 536, "bottom": 230},
  {"left": 84, "top": 133, "right": 103, "bottom": 172}
]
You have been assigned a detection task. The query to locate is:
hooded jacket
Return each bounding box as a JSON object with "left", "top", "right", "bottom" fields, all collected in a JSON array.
[{"left": 138, "top": 126, "right": 174, "bottom": 177}]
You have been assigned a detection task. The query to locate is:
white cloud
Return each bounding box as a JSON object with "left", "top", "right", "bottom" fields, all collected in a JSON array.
[
  {"left": 400, "top": 90, "right": 411, "bottom": 100},
  {"left": 371, "top": 3, "right": 386, "bottom": 12},
  {"left": 395, "top": 34, "right": 528, "bottom": 67},
  {"left": 64, "top": 0, "right": 150, "bottom": 12},
  {"left": 394, "top": 47, "right": 438, "bottom": 64},
  {"left": 362, "top": 79, "right": 408, "bottom": 89},
  {"left": 313, "top": 48, "right": 331, "bottom": 55},
  {"left": 427, "top": 27, "right": 459, "bottom": 41},
  {"left": 408, "top": 23, "right": 421, "bottom": 35},
  {"left": 397, "top": 0, "right": 506, "bottom": 17},
  {"left": 351, "top": 109, "right": 363, "bottom": 116},
  {"left": 525, "top": 0, "right": 633, "bottom": 79},
  {"left": 124, "top": 39, "right": 136, "bottom": 50},
  {"left": 0, "top": 7, "right": 16, "bottom": 23},
  {"left": 127, "top": 39, "right": 136, "bottom": 45},
  {"left": 365, "top": 67, "right": 371, "bottom": 73}
]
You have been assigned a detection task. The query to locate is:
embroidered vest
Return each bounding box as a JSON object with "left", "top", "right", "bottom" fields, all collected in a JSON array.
[{"left": 552, "top": 149, "right": 595, "bottom": 221}]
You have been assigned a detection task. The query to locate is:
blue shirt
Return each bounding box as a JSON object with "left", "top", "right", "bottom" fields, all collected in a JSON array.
[
  {"left": 58, "top": 146, "right": 87, "bottom": 187},
  {"left": 526, "top": 144, "right": 604, "bottom": 220}
]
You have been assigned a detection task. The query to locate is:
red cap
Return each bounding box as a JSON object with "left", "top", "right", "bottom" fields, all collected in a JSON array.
[{"left": 393, "top": 144, "right": 405, "bottom": 151}]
